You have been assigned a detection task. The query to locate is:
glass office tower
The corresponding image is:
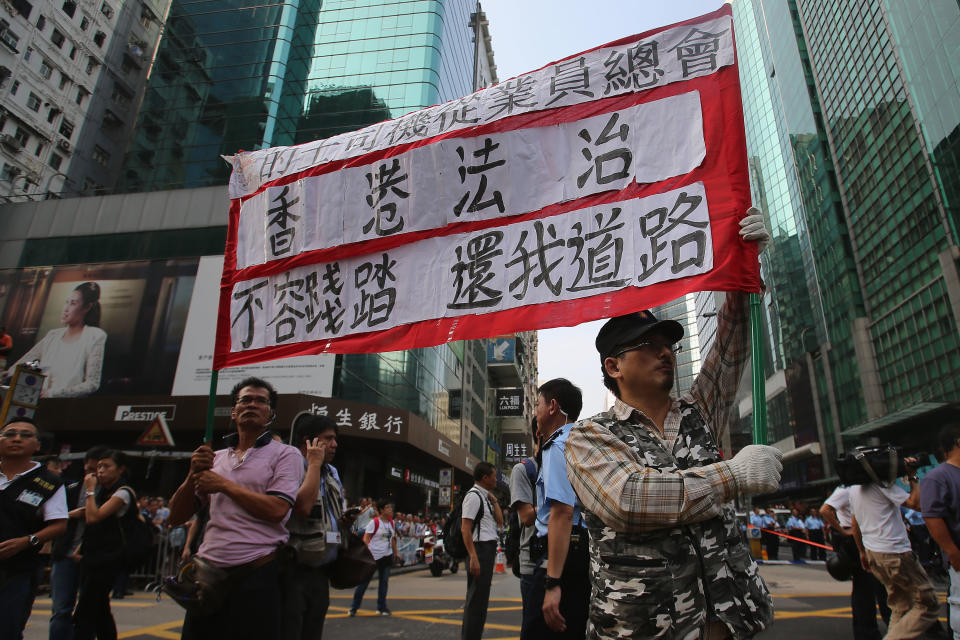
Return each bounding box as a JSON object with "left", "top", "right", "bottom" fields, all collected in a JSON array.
[{"left": 730, "top": 0, "right": 960, "bottom": 490}]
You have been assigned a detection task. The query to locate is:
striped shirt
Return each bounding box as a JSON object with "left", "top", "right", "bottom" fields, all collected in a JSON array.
[{"left": 565, "top": 292, "right": 749, "bottom": 533}]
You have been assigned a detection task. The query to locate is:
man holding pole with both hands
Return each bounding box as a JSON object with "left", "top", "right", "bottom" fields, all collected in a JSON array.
[{"left": 563, "top": 209, "right": 784, "bottom": 640}]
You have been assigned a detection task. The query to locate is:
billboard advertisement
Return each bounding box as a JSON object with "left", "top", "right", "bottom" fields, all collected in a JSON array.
[
  {"left": 495, "top": 388, "right": 524, "bottom": 416},
  {"left": 0, "top": 259, "right": 199, "bottom": 397},
  {"left": 0, "top": 256, "right": 335, "bottom": 400}
]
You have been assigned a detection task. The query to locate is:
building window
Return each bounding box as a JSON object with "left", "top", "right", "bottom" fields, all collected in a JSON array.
[
  {"left": 36, "top": 15, "right": 45, "bottom": 30},
  {"left": 48, "top": 153, "right": 62, "bottom": 170},
  {"left": 93, "top": 31, "right": 105, "bottom": 47},
  {"left": 27, "top": 92, "right": 41, "bottom": 112},
  {"left": 139, "top": 11, "right": 152, "bottom": 28},
  {"left": 75, "top": 87, "right": 87, "bottom": 105},
  {"left": 111, "top": 83, "right": 131, "bottom": 106},
  {"left": 11, "top": 0, "right": 32, "bottom": 19},
  {"left": 99, "top": 2, "right": 113, "bottom": 19},
  {"left": 46, "top": 107, "right": 57, "bottom": 123},
  {"left": 59, "top": 119, "right": 73, "bottom": 139},
  {"left": 62, "top": 1, "right": 76, "bottom": 17},
  {"left": 68, "top": 45, "right": 76, "bottom": 60},
  {"left": 58, "top": 72, "right": 68, "bottom": 89},
  {"left": 39, "top": 59, "right": 52, "bottom": 79},
  {"left": 1, "top": 164, "right": 19, "bottom": 183},
  {"left": 80, "top": 16, "right": 89, "bottom": 31},
  {"left": 10, "top": 80, "right": 19, "bottom": 95},
  {"left": 23, "top": 47, "right": 31, "bottom": 61},
  {"left": 34, "top": 141, "right": 43, "bottom": 157},
  {"left": 120, "top": 57, "right": 135, "bottom": 75},
  {"left": 0, "top": 20, "right": 20, "bottom": 52},
  {"left": 92, "top": 145, "right": 109, "bottom": 167},
  {"left": 50, "top": 28, "right": 65, "bottom": 48},
  {"left": 14, "top": 126, "right": 29, "bottom": 146},
  {"left": 85, "top": 56, "right": 98, "bottom": 75}
]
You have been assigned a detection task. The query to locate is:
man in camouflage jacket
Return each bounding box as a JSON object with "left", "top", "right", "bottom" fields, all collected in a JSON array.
[{"left": 565, "top": 209, "right": 783, "bottom": 640}]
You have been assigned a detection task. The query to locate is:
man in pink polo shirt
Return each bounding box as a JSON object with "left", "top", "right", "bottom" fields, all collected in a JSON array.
[{"left": 168, "top": 377, "right": 304, "bottom": 640}]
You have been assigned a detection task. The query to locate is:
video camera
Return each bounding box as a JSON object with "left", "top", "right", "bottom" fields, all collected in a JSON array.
[{"left": 835, "top": 444, "right": 926, "bottom": 487}]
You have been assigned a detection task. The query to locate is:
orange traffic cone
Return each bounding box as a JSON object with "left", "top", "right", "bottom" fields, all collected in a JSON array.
[{"left": 494, "top": 546, "right": 506, "bottom": 574}]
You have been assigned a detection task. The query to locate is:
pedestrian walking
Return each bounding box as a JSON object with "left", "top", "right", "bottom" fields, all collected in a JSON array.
[
  {"left": 166, "top": 377, "right": 304, "bottom": 640},
  {"left": 460, "top": 461, "right": 504, "bottom": 640},
  {"left": 849, "top": 459, "right": 942, "bottom": 639},
  {"left": 349, "top": 500, "right": 397, "bottom": 616},
  {"left": 509, "top": 418, "right": 540, "bottom": 639},
  {"left": 0, "top": 417, "right": 67, "bottom": 640},
  {"left": 563, "top": 210, "right": 782, "bottom": 639}
]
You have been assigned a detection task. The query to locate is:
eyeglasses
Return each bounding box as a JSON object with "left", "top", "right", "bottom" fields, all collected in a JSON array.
[
  {"left": 0, "top": 429, "right": 37, "bottom": 439},
  {"left": 611, "top": 341, "right": 682, "bottom": 358},
  {"left": 235, "top": 396, "right": 270, "bottom": 406}
]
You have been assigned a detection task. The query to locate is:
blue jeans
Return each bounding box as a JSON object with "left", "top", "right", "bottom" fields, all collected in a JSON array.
[
  {"left": 50, "top": 557, "right": 80, "bottom": 640},
  {"left": 0, "top": 570, "right": 36, "bottom": 640},
  {"left": 949, "top": 567, "right": 960, "bottom": 640},
  {"left": 351, "top": 556, "right": 392, "bottom": 612}
]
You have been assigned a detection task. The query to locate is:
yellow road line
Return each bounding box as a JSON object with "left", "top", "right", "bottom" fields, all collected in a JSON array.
[
  {"left": 394, "top": 613, "right": 521, "bottom": 631},
  {"left": 329, "top": 594, "right": 522, "bottom": 602},
  {"left": 117, "top": 620, "right": 182, "bottom": 639}
]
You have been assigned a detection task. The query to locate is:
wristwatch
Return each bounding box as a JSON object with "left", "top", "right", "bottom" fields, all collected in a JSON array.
[
  {"left": 28, "top": 534, "right": 42, "bottom": 550},
  {"left": 544, "top": 576, "right": 562, "bottom": 590}
]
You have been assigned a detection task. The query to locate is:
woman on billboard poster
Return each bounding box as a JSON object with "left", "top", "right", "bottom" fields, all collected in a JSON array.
[{"left": 7, "top": 282, "right": 107, "bottom": 397}]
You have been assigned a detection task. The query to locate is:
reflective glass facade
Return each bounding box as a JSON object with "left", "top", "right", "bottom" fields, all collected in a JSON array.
[
  {"left": 730, "top": 0, "right": 960, "bottom": 483},
  {"left": 120, "top": 0, "right": 481, "bottom": 191}
]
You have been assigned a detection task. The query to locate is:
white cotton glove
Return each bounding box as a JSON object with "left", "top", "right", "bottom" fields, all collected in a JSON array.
[
  {"left": 724, "top": 444, "right": 783, "bottom": 496},
  {"left": 739, "top": 207, "right": 770, "bottom": 253}
]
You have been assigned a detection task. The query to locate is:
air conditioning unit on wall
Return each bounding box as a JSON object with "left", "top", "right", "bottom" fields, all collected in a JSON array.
[{"left": 57, "top": 139, "right": 71, "bottom": 152}]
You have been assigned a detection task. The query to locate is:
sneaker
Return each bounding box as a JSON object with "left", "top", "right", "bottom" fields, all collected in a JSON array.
[
  {"left": 348, "top": 609, "right": 356, "bottom": 617},
  {"left": 377, "top": 609, "right": 391, "bottom": 616}
]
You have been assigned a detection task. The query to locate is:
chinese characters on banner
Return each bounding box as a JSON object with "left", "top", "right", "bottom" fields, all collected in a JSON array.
[{"left": 215, "top": 6, "right": 758, "bottom": 368}]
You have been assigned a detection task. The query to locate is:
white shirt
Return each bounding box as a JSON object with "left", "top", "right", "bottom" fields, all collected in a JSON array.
[
  {"left": 0, "top": 462, "right": 68, "bottom": 521},
  {"left": 364, "top": 517, "right": 395, "bottom": 561},
  {"left": 462, "top": 485, "right": 498, "bottom": 542},
  {"left": 824, "top": 485, "right": 853, "bottom": 528},
  {"left": 849, "top": 483, "right": 912, "bottom": 554}
]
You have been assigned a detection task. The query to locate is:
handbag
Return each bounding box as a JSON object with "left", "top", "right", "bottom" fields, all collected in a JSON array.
[{"left": 328, "top": 531, "right": 376, "bottom": 589}]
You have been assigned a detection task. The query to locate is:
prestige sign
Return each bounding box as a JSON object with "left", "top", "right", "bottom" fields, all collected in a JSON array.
[{"left": 114, "top": 405, "right": 176, "bottom": 422}]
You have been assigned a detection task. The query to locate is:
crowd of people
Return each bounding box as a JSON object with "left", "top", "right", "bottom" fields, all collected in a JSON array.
[{"left": 3, "top": 210, "right": 957, "bottom": 640}]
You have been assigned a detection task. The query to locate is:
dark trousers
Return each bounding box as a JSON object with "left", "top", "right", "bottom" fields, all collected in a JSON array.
[
  {"left": 0, "top": 570, "right": 36, "bottom": 640},
  {"left": 830, "top": 534, "right": 890, "bottom": 640},
  {"left": 462, "top": 541, "right": 497, "bottom": 640},
  {"left": 281, "top": 563, "right": 331, "bottom": 640},
  {"left": 809, "top": 529, "right": 826, "bottom": 561},
  {"left": 762, "top": 531, "right": 779, "bottom": 560},
  {"left": 351, "top": 556, "right": 392, "bottom": 612},
  {"left": 74, "top": 562, "right": 119, "bottom": 640},
  {"left": 520, "top": 571, "right": 541, "bottom": 640},
  {"left": 526, "top": 549, "right": 591, "bottom": 640},
  {"left": 181, "top": 558, "right": 282, "bottom": 640},
  {"left": 50, "top": 557, "right": 80, "bottom": 640},
  {"left": 788, "top": 529, "right": 807, "bottom": 561}
]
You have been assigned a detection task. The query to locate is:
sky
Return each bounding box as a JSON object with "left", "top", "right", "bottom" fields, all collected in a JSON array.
[{"left": 480, "top": 0, "right": 724, "bottom": 417}]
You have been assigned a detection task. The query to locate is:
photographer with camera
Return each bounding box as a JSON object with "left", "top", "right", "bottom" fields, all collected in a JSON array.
[
  {"left": 821, "top": 485, "right": 891, "bottom": 640},
  {"left": 849, "top": 454, "right": 943, "bottom": 639}
]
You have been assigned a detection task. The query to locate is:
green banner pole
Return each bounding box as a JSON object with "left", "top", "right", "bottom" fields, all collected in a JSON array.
[
  {"left": 750, "top": 293, "right": 767, "bottom": 446},
  {"left": 204, "top": 369, "right": 219, "bottom": 444}
]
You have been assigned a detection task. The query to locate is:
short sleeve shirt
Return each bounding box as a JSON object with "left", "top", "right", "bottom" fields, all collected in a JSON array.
[
  {"left": 197, "top": 439, "right": 304, "bottom": 567},
  {"left": 921, "top": 462, "right": 960, "bottom": 552},
  {"left": 462, "top": 485, "right": 498, "bottom": 542},
  {"left": 535, "top": 424, "right": 583, "bottom": 538},
  {"left": 804, "top": 515, "right": 823, "bottom": 530},
  {"left": 509, "top": 459, "right": 538, "bottom": 575},
  {"left": 849, "top": 483, "right": 911, "bottom": 554},
  {"left": 824, "top": 486, "right": 853, "bottom": 528},
  {"left": 364, "top": 518, "right": 395, "bottom": 560}
]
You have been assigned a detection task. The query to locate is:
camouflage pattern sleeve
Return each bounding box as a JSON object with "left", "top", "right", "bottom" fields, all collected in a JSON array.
[
  {"left": 688, "top": 291, "right": 750, "bottom": 442},
  {"left": 564, "top": 419, "right": 737, "bottom": 532}
]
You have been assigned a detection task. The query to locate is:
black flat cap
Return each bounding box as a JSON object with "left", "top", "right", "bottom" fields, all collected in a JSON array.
[{"left": 595, "top": 310, "right": 684, "bottom": 359}]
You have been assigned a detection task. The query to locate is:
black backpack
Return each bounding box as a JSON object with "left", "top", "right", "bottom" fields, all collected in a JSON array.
[
  {"left": 504, "top": 458, "right": 538, "bottom": 577},
  {"left": 442, "top": 488, "right": 485, "bottom": 559}
]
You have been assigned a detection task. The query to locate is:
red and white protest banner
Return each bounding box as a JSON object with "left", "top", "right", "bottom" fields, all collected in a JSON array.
[{"left": 214, "top": 5, "right": 758, "bottom": 369}]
